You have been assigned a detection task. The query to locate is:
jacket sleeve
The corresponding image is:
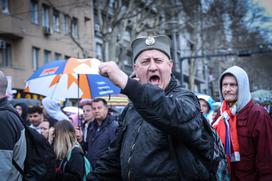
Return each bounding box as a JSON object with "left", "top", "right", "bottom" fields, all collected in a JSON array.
[
  {"left": 108, "top": 121, "right": 119, "bottom": 144},
  {"left": 122, "top": 78, "right": 202, "bottom": 142},
  {"left": 252, "top": 108, "right": 272, "bottom": 180}
]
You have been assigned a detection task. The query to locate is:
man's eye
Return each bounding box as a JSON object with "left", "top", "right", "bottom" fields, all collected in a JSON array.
[
  {"left": 141, "top": 61, "right": 148, "bottom": 65},
  {"left": 155, "top": 59, "right": 163, "bottom": 64}
]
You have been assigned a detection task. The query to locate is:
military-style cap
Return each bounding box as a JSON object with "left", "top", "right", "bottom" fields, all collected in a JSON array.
[{"left": 131, "top": 35, "right": 171, "bottom": 62}]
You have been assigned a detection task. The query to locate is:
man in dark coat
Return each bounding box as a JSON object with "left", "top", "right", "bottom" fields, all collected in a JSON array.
[
  {"left": 86, "top": 98, "right": 118, "bottom": 168},
  {"left": 88, "top": 35, "right": 212, "bottom": 181},
  {"left": 0, "top": 71, "right": 27, "bottom": 180},
  {"left": 212, "top": 66, "right": 272, "bottom": 180}
]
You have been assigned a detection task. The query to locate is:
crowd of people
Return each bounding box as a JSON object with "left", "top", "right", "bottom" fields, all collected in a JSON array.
[{"left": 0, "top": 34, "right": 272, "bottom": 181}]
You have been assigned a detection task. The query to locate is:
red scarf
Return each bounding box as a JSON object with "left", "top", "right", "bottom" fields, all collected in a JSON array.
[{"left": 212, "top": 101, "right": 240, "bottom": 168}]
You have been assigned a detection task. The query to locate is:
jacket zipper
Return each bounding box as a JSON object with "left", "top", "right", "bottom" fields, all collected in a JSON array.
[{"left": 127, "top": 120, "right": 142, "bottom": 181}]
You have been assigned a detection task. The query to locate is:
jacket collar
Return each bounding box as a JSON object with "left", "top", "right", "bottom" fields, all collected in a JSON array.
[
  {"left": 0, "top": 96, "right": 8, "bottom": 107},
  {"left": 237, "top": 100, "right": 254, "bottom": 120},
  {"left": 94, "top": 114, "right": 113, "bottom": 129},
  {"left": 165, "top": 76, "right": 178, "bottom": 95}
]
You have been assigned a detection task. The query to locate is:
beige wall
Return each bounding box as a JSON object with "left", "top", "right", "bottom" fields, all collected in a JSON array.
[{"left": 0, "top": 0, "right": 94, "bottom": 89}]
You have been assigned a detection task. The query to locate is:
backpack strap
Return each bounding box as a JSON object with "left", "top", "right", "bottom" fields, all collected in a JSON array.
[
  {"left": 62, "top": 145, "right": 76, "bottom": 173},
  {"left": 66, "top": 144, "right": 82, "bottom": 161},
  {"left": 12, "top": 159, "right": 24, "bottom": 175},
  {"left": 65, "top": 144, "right": 91, "bottom": 181}
]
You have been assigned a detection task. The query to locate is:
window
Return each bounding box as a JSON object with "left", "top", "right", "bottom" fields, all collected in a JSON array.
[
  {"left": 31, "top": 1, "right": 39, "bottom": 24},
  {"left": 0, "top": 42, "right": 11, "bottom": 67},
  {"left": 71, "top": 17, "right": 79, "bottom": 38},
  {"left": 44, "top": 50, "right": 51, "bottom": 64},
  {"left": 53, "top": 10, "right": 60, "bottom": 32},
  {"left": 54, "top": 52, "right": 61, "bottom": 60},
  {"left": 64, "top": 55, "right": 70, "bottom": 60},
  {"left": 32, "top": 47, "right": 39, "bottom": 70},
  {"left": 63, "top": 15, "right": 70, "bottom": 35},
  {"left": 95, "top": 43, "right": 103, "bottom": 60},
  {"left": 42, "top": 4, "right": 49, "bottom": 28},
  {"left": 1, "top": 0, "right": 9, "bottom": 15}
]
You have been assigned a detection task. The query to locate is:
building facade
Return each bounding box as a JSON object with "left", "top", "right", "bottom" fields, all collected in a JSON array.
[{"left": 0, "top": 0, "right": 95, "bottom": 92}]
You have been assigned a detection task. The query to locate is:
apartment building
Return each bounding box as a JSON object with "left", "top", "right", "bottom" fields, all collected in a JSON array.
[{"left": 0, "top": 0, "right": 94, "bottom": 94}]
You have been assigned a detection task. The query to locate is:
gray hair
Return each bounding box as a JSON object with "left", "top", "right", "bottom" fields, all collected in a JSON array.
[{"left": 0, "top": 71, "right": 8, "bottom": 97}]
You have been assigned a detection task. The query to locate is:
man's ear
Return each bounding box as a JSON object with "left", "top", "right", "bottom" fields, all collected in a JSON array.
[
  {"left": 132, "top": 64, "right": 137, "bottom": 78},
  {"left": 169, "top": 59, "right": 173, "bottom": 70}
]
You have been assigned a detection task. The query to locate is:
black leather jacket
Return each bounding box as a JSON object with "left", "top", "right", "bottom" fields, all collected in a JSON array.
[{"left": 89, "top": 77, "right": 211, "bottom": 181}]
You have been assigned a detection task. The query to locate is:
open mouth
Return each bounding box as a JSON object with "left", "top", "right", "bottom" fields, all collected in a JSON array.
[{"left": 149, "top": 75, "right": 160, "bottom": 85}]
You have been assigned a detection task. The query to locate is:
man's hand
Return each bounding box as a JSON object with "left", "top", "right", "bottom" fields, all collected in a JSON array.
[
  {"left": 99, "top": 61, "right": 128, "bottom": 89},
  {"left": 75, "top": 126, "right": 83, "bottom": 143},
  {"left": 48, "top": 127, "right": 55, "bottom": 145}
]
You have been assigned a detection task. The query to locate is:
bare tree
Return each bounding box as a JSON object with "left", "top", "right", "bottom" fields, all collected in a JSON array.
[
  {"left": 94, "top": 0, "right": 186, "bottom": 63},
  {"left": 94, "top": 0, "right": 271, "bottom": 91}
]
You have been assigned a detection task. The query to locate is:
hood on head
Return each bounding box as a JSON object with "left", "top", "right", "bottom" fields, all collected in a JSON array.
[
  {"left": 42, "top": 97, "right": 69, "bottom": 121},
  {"left": 197, "top": 94, "right": 215, "bottom": 119},
  {"left": 218, "top": 66, "right": 251, "bottom": 112},
  {"left": 197, "top": 94, "right": 214, "bottom": 112}
]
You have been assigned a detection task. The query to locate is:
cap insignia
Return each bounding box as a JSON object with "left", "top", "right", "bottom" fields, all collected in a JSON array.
[{"left": 145, "top": 36, "right": 155, "bottom": 46}]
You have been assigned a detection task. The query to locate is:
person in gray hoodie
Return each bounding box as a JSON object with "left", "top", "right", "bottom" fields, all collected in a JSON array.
[
  {"left": 0, "top": 71, "right": 27, "bottom": 181},
  {"left": 212, "top": 66, "right": 272, "bottom": 180},
  {"left": 42, "top": 97, "right": 69, "bottom": 125}
]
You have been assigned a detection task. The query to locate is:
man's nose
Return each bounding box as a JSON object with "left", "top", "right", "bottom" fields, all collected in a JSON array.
[{"left": 148, "top": 60, "right": 158, "bottom": 71}]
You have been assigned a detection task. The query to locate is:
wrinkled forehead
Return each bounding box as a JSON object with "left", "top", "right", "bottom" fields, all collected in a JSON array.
[
  {"left": 134, "top": 49, "right": 171, "bottom": 63},
  {"left": 221, "top": 73, "right": 237, "bottom": 83}
]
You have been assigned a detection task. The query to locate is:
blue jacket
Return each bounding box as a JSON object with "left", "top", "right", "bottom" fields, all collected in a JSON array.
[{"left": 86, "top": 114, "right": 118, "bottom": 168}]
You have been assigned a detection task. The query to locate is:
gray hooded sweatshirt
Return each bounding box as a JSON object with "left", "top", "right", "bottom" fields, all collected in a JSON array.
[{"left": 219, "top": 66, "right": 251, "bottom": 112}]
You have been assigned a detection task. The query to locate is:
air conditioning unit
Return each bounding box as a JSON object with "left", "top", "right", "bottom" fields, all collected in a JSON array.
[
  {"left": 43, "top": 27, "right": 52, "bottom": 35},
  {"left": 0, "top": 40, "right": 6, "bottom": 49}
]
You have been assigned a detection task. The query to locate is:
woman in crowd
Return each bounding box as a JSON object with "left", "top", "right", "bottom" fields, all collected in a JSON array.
[
  {"left": 197, "top": 94, "right": 215, "bottom": 124},
  {"left": 14, "top": 102, "right": 29, "bottom": 124},
  {"left": 44, "top": 120, "right": 86, "bottom": 181}
]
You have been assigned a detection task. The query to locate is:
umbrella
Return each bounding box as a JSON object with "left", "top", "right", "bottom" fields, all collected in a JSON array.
[
  {"left": 24, "top": 58, "right": 120, "bottom": 100},
  {"left": 251, "top": 89, "right": 272, "bottom": 104}
]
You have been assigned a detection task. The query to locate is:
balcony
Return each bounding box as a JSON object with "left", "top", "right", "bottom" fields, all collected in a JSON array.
[{"left": 0, "top": 15, "right": 24, "bottom": 39}]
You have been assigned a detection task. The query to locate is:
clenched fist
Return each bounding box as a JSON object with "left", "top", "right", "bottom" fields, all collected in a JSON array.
[{"left": 99, "top": 61, "right": 128, "bottom": 89}]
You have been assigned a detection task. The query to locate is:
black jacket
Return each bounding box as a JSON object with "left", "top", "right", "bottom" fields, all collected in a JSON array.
[
  {"left": 0, "top": 97, "right": 27, "bottom": 181},
  {"left": 42, "top": 147, "right": 85, "bottom": 181},
  {"left": 89, "top": 77, "right": 212, "bottom": 181}
]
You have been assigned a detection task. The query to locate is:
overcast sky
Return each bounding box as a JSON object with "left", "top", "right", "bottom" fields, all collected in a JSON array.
[{"left": 256, "top": 0, "right": 272, "bottom": 15}]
